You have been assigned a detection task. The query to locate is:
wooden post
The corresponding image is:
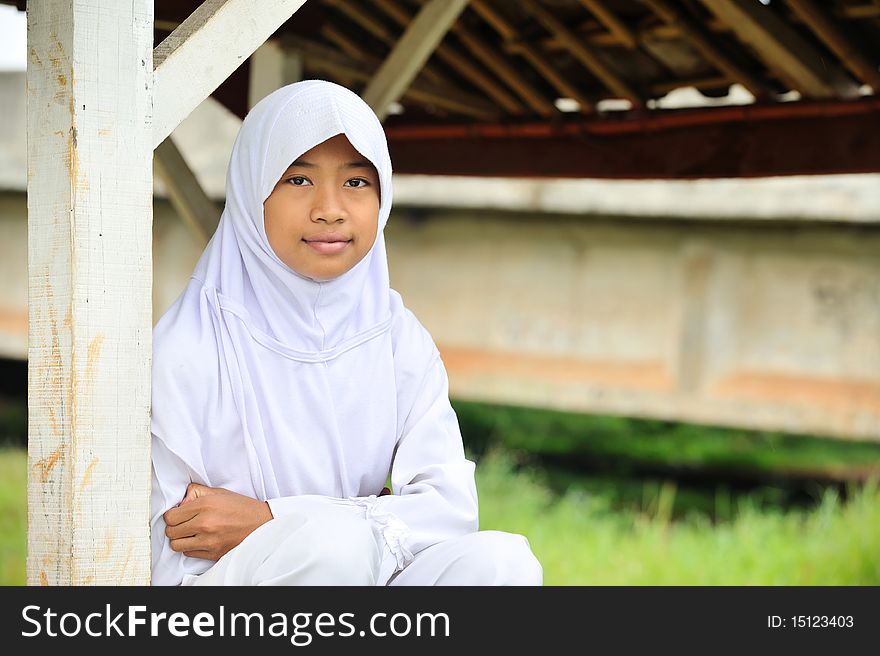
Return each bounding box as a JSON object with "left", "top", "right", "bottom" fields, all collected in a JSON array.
[
  {"left": 247, "top": 40, "right": 303, "bottom": 110},
  {"left": 26, "top": 0, "right": 154, "bottom": 585}
]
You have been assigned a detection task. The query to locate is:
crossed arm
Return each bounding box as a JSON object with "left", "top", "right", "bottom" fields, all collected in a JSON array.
[
  {"left": 163, "top": 483, "right": 273, "bottom": 561},
  {"left": 164, "top": 483, "right": 391, "bottom": 562}
]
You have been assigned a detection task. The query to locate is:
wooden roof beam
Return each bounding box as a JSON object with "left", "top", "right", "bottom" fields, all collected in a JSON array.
[
  {"left": 650, "top": 75, "right": 733, "bottom": 96},
  {"left": 844, "top": 3, "right": 880, "bottom": 19},
  {"left": 154, "top": 137, "right": 219, "bottom": 245},
  {"left": 641, "top": 0, "right": 772, "bottom": 101},
  {"left": 696, "top": 0, "right": 860, "bottom": 99},
  {"left": 521, "top": 0, "right": 643, "bottom": 107},
  {"left": 534, "top": 19, "right": 730, "bottom": 49},
  {"left": 450, "top": 21, "right": 557, "bottom": 117},
  {"left": 361, "top": 0, "right": 470, "bottom": 121},
  {"left": 322, "top": 0, "right": 447, "bottom": 88},
  {"left": 322, "top": 0, "right": 396, "bottom": 47},
  {"left": 470, "top": 0, "right": 593, "bottom": 111},
  {"left": 153, "top": 0, "right": 308, "bottom": 149},
  {"left": 370, "top": 0, "right": 526, "bottom": 115},
  {"left": 320, "top": 24, "right": 364, "bottom": 62},
  {"left": 285, "top": 36, "right": 499, "bottom": 119},
  {"left": 784, "top": 0, "right": 880, "bottom": 90},
  {"left": 575, "top": 0, "right": 639, "bottom": 49}
]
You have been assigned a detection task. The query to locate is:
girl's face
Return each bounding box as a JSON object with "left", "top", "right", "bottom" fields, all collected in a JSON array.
[{"left": 264, "top": 134, "right": 381, "bottom": 281}]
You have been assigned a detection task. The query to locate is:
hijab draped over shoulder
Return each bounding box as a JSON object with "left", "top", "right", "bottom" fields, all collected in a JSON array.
[{"left": 150, "top": 80, "right": 478, "bottom": 586}]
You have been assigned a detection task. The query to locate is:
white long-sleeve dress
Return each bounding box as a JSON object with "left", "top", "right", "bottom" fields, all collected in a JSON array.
[
  {"left": 151, "top": 291, "right": 482, "bottom": 586},
  {"left": 149, "top": 80, "right": 540, "bottom": 587}
]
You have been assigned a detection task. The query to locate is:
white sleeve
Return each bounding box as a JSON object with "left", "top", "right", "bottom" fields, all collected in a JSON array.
[
  {"left": 150, "top": 436, "right": 214, "bottom": 586},
  {"left": 348, "top": 355, "right": 479, "bottom": 578}
]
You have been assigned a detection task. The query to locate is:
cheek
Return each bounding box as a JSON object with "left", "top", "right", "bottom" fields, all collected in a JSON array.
[{"left": 262, "top": 198, "right": 297, "bottom": 256}]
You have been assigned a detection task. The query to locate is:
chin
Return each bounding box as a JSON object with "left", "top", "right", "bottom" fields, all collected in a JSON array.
[{"left": 306, "top": 268, "right": 345, "bottom": 282}]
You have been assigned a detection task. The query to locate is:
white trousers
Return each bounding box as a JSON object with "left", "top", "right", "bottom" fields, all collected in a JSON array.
[{"left": 182, "top": 497, "right": 542, "bottom": 586}]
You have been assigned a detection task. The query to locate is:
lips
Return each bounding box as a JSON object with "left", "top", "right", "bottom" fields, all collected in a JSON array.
[{"left": 303, "top": 232, "right": 352, "bottom": 255}]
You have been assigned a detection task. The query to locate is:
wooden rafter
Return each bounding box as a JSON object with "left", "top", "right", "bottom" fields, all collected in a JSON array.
[
  {"left": 641, "top": 0, "right": 771, "bottom": 101},
  {"left": 520, "top": 0, "right": 643, "bottom": 106},
  {"left": 784, "top": 0, "right": 880, "bottom": 90},
  {"left": 361, "top": 0, "right": 470, "bottom": 121},
  {"left": 650, "top": 75, "right": 733, "bottom": 96},
  {"left": 470, "top": 0, "right": 592, "bottom": 111},
  {"left": 696, "top": 0, "right": 860, "bottom": 99},
  {"left": 369, "top": 0, "right": 526, "bottom": 115},
  {"left": 322, "top": 0, "right": 395, "bottom": 47},
  {"left": 321, "top": 0, "right": 446, "bottom": 88},
  {"left": 154, "top": 137, "right": 219, "bottom": 245},
  {"left": 575, "top": 0, "right": 638, "bottom": 49},
  {"left": 536, "top": 18, "right": 731, "bottom": 49},
  {"left": 447, "top": 23, "right": 556, "bottom": 116},
  {"left": 846, "top": 3, "right": 880, "bottom": 18},
  {"left": 286, "top": 36, "right": 498, "bottom": 119},
  {"left": 320, "top": 24, "right": 364, "bottom": 61}
]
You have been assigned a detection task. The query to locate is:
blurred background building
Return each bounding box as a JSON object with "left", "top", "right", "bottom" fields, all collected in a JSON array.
[{"left": 1, "top": 0, "right": 878, "bottom": 442}]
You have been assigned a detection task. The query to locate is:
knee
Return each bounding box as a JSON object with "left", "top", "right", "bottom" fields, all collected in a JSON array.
[
  {"left": 298, "top": 512, "right": 382, "bottom": 584},
  {"left": 462, "top": 531, "right": 543, "bottom": 586},
  {"left": 259, "top": 511, "right": 381, "bottom": 585}
]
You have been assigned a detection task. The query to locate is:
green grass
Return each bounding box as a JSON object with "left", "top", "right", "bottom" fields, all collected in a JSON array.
[
  {"left": 0, "top": 446, "right": 25, "bottom": 586},
  {"left": 1, "top": 444, "right": 879, "bottom": 585},
  {"left": 475, "top": 447, "right": 880, "bottom": 585}
]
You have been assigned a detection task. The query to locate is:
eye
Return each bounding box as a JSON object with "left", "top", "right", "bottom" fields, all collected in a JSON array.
[
  {"left": 344, "top": 178, "right": 371, "bottom": 189},
  {"left": 287, "top": 175, "right": 311, "bottom": 187}
]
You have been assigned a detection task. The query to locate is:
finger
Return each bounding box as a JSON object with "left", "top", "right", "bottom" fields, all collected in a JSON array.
[
  {"left": 165, "top": 520, "right": 199, "bottom": 540},
  {"left": 183, "top": 550, "right": 217, "bottom": 561},
  {"left": 164, "top": 502, "right": 201, "bottom": 526},
  {"left": 182, "top": 483, "right": 208, "bottom": 504},
  {"left": 169, "top": 535, "right": 207, "bottom": 554}
]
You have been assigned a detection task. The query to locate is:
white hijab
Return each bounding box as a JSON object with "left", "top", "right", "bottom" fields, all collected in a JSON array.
[{"left": 151, "top": 80, "right": 421, "bottom": 502}]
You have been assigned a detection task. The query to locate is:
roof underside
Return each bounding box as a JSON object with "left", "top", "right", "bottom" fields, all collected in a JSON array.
[{"left": 13, "top": 0, "right": 880, "bottom": 178}]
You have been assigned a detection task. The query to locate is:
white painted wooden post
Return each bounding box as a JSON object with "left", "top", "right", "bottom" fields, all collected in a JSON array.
[
  {"left": 26, "top": 0, "right": 154, "bottom": 585},
  {"left": 248, "top": 40, "right": 303, "bottom": 109}
]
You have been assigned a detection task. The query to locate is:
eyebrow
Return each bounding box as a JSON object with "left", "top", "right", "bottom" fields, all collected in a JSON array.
[{"left": 288, "top": 159, "right": 374, "bottom": 170}]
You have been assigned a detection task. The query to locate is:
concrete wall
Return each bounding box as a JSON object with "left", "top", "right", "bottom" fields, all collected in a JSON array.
[
  {"left": 386, "top": 210, "right": 880, "bottom": 441},
  {"left": 2, "top": 191, "right": 879, "bottom": 441}
]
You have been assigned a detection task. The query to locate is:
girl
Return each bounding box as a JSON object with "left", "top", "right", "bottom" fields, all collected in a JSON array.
[{"left": 150, "top": 80, "right": 542, "bottom": 586}]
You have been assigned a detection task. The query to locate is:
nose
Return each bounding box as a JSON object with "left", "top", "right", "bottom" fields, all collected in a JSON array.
[{"left": 309, "top": 185, "right": 346, "bottom": 224}]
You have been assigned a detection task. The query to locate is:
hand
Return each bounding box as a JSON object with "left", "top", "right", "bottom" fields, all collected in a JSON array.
[{"left": 163, "top": 483, "right": 273, "bottom": 561}]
